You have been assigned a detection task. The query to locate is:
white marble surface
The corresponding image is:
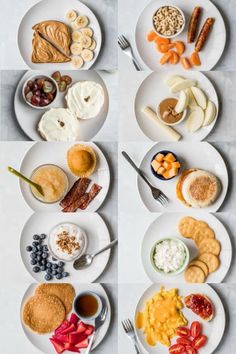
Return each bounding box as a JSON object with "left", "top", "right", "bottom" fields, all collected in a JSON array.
[
  {"left": 0, "top": 70, "right": 118, "bottom": 141},
  {"left": 119, "top": 71, "right": 236, "bottom": 142},
  {"left": 118, "top": 0, "right": 235, "bottom": 71},
  {"left": 119, "top": 141, "right": 236, "bottom": 213},
  {"left": 0, "top": 0, "right": 117, "bottom": 70},
  {"left": 118, "top": 283, "right": 235, "bottom": 354}
]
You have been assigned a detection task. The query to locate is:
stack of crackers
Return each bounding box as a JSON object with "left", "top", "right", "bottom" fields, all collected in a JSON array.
[
  {"left": 22, "top": 284, "right": 75, "bottom": 334},
  {"left": 178, "top": 216, "right": 221, "bottom": 283}
]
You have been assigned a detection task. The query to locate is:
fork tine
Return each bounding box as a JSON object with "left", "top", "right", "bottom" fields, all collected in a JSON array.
[
  {"left": 158, "top": 194, "right": 167, "bottom": 206},
  {"left": 127, "top": 319, "right": 134, "bottom": 331},
  {"left": 122, "top": 320, "right": 128, "bottom": 333},
  {"left": 121, "top": 34, "right": 129, "bottom": 46},
  {"left": 120, "top": 36, "right": 126, "bottom": 48}
]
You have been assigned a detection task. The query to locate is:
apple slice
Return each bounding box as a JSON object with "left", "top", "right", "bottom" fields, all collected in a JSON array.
[
  {"left": 191, "top": 86, "right": 207, "bottom": 109},
  {"left": 171, "top": 79, "right": 197, "bottom": 93},
  {"left": 185, "top": 106, "right": 204, "bottom": 132},
  {"left": 185, "top": 88, "right": 198, "bottom": 109},
  {"left": 175, "top": 90, "right": 189, "bottom": 113},
  {"left": 165, "top": 75, "right": 184, "bottom": 87},
  {"left": 203, "top": 100, "right": 216, "bottom": 126}
]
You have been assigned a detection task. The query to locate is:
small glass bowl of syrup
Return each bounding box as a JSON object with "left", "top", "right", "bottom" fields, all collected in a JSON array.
[{"left": 73, "top": 291, "right": 102, "bottom": 321}]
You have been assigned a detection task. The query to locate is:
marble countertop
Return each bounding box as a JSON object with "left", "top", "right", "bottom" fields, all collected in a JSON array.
[
  {"left": 119, "top": 71, "right": 236, "bottom": 142},
  {"left": 0, "top": 0, "right": 117, "bottom": 70},
  {"left": 118, "top": 0, "right": 236, "bottom": 72},
  {"left": 118, "top": 283, "right": 235, "bottom": 354},
  {"left": 0, "top": 70, "right": 118, "bottom": 141}
]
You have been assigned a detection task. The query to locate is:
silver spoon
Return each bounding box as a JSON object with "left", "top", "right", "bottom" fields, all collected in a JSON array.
[{"left": 73, "top": 239, "right": 118, "bottom": 270}]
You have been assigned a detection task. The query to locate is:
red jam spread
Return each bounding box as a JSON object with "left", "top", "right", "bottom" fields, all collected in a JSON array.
[{"left": 185, "top": 294, "right": 213, "bottom": 319}]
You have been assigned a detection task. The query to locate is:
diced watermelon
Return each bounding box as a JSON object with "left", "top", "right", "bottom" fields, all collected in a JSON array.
[
  {"left": 75, "top": 338, "right": 89, "bottom": 349},
  {"left": 69, "top": 313, "right": 80, "bottom": 325},
  {"left": 84, "top": 325, "right": 94, "bottom": 336},
  {"left": 64, "top": 342, "right": 80, "bottom": 352},
  {"left": 60, "top": 323, "right": 76, "bottom": 335},
  {"left": 69, "top": 333, "right": 87, "bottom": 345},
  {"left": 76, "top": 322, "right": 87, "bottom": 334},
  {"left": 50, "top": 338, "right": 65, "bottom": 353},
  {"left": 55, "top": 320, "right": 70, "bottom": 334},
  {"left": 53, "top": 333, "right": 69, "bottom": 343}
]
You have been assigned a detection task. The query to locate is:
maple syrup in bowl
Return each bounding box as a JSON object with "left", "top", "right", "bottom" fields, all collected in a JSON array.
[{"left": 73, "top": 291, "right": 102, "bottom": 321}]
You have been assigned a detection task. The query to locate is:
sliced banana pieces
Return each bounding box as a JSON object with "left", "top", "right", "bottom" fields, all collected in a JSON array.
[
  {"left": 72, "top": 30, "right": 84, "bottom": 43},
  {"left": 81, "top": 49, "right": 94, "bottom": 62},
  {"left": 80, "top": 35, "right": 92, "bottom": 49},
  {"left": 70, "top": 43, "right": 83, "bottom": 55},
  {"left": 72, "top": 56, "right": 84, "bottom": 69},
  {"left": 66, "top": 9, "right": 77, "bottom": 22},
  {"left": 80, "top": 27, "right": 94, "bottom": 37},
  {"left": 74, "top": 15, "right": 89, "bottom": 29},
  {"left": 89, "top": 39, "right": 96, "bottom": 51}
]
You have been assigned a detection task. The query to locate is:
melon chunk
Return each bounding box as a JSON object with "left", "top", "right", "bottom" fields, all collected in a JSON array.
[
  {"left": 151, "top": 160, "right": 161, "bottom": 171},
  {"left": 163, "top": 161, "right": 172, "bottom": 170},
  {"left": 158, "top": 166, "right": 166, "bottom": 175},
  {"left": 155, "top": 153, "right": 164, "bottom": 162},
  {"left": 163, "top": 152, "right": 176, "bottom": 162}
]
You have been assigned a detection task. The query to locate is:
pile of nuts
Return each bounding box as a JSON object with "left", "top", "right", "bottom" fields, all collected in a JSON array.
[{"left": 153, "top": 6, "right": 184, "bottom": 37}]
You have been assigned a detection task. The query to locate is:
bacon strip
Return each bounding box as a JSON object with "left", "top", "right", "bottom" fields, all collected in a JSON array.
[
  {"left": 187, "top": 7, "right": 202, "bottom": 43},
  {"left": 62, "top": 193, "right": 90, "bottom": 213},
  {"left": 80, "top": 184, "right": 102, "bottom": 210},
  {"left": 195, "top": 18, "right": 215, "bottom": 52},
  {"left": 60, "top": 178, "right": 91, "bottom": 209}
]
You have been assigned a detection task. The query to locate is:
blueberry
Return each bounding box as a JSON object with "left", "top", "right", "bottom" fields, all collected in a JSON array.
[
  {"left": 32, "top": 266, "right": 40, "bottom": 273},
  {"left": 33, "top": 234, "right": 40, "bottom": 240},
  {"left": 43, "top": 245, "right": 48, "bottom": 252},
  {"left": 30, "top": 259, "right": 37, "bottom": 265},
  {"left": 42, "top": 252, "right": 48, "bottom": 259},
  {"left": 40, "top": 265, "right": 46, "bottom": 271},
  {"left": 57, "top": 267, "right": 63, "bottom": 274},
  {"left": 52, "top": 270, "right": 57, "bottom": 275},
  {"left": 58, "top": 261, "right": 65, "bottom": 267},
  {"left": 56, "top": 274, "right": 62, "bottom": 280},
  {"left": 32, "top": 241, "right": 39, "bottom": 247},
  {"left": 46, "top": 262, "right": 52, "bottom": 268},
  {"left": 37, "top": 245, "right": 43, "bottom": 251},
  {"left": 37, "top": 252, "right": 43, "bottom": 257},
  {"left": 62, "top": 272, "right": 69, "bottom": 278},
  {"left": 26, "top": 246, "right": 32, "bottom": 252},
  {"left": 46, "top": 268, "right": 52, "bottom": 274},
  {"left": 40, "top": 234, "right": 47, "bottom": 240},
  {"left": 41, "top": 259, "right": 46, "bottom": 265},
  {"left": 30, "top": 253, "right": 37, "bottom": 259},
  {"left": 32, "top": 247, "right": 37, "bottom": 253},
  {"left": 45, "top": 274, "right": 52, "bottom": 281},
  {"left": 52, "top": 263, "right": 58, "bottom": 269}
]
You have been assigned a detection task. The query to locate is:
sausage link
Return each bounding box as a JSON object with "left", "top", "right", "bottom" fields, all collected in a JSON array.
[
  {"left": 187, "top": 6, "right": 202, "bottom": 43},
  {"left": 195, "top": 18, "right": 215, "bottom": 52}
]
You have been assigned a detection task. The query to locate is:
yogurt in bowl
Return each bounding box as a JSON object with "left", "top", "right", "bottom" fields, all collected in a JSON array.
[
  {"left": 48, "top": 223, "right": 87, "bottom": 262},
  {"left": 150, "top": 237, "right": 189, "bottom": 275}
]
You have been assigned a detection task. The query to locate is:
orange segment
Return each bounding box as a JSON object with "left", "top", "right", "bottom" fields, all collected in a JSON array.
[
  {"left": 175, "top": 41, "right": 185, "bottom": 55},
  {"left": 158, "top": 43, "right": 175, "bottom": 53},
  {"left": 146, "top": 31, "right": 158, "bottom": 42},
  {"left": 155, "top": 35, "right": 170, "bottom": 45},
  {"left": 169, "top": 50, "right": 180, "bottom": 64},
  {"left": 160, "top": 52, "right": 172, "bottom": 65},
  {"left": 190, "top": 51, "right": 201, "bottom": 66},
  {"left": 181, "top": 57, "right": 192, "bottom": 70}
]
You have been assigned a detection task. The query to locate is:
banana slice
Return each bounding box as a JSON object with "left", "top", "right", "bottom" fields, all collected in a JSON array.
[
  {"left": 74, "top": 15, "right": 89, "bottom": 29},
  {"left": 66, "top": 9, "right": 77, "bottom": 22},
  {"left": 72, "top": 30, "right": 83, "bottom": 43},
  {"left": 72, "top": 56, "right": 84, "bottom": 69},
  {"left": 81, "top": 49, "right": 94, "bottom": 62},
  {"left": 80, "top": 27, "right": 94, "bottom": 37},
  {"left": 70, "top": 42, "right": 83, "bottom": 55},
  {"left": 89, "top": 39, "right": 97, "bottom": 51},
  {"left": 80, "top": 35, "right": 92, "bottom": 49}
]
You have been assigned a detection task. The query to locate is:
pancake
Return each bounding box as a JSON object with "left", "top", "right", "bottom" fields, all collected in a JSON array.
[
  {"left": 22, "top": 294, "right": 65, "bottom": 334},
  {"left": 177, "top": 169, "right": 221, "bottom": 208},
  {"left": 35, "top": 283, "right": 75, "bottom": 314}
]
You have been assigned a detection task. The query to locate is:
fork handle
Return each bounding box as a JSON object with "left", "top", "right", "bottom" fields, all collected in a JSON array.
[
  {"left": 132, "top": 57, "right": 142, "bottom": 71},
  {"left": 122, "top": 151, "right": 152, "bottom": 189},
  {"left": 134, "top": 341, "right": 142, "bottom": 354},
  {"left": 84, "top": 331, "right": 96, "bottom": 354}
]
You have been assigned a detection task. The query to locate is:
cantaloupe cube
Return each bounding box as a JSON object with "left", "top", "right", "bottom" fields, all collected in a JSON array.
[
  {"left": 155, "top": 153, "right": 164, "bottom": 162},
  {"left": 157, "top": 166, "right": 166, "bottom": 175},
  {"left": 168, "top": 168, "right": 178, "bottom": 178},
  {"left": 163, "top": 161, "right": 172, "bottom": 170},
  {"left": 172, "top": 161, "right": 181, "bottom": 168},
  {"left": 151, "top": 160, "right": 161, "bottom": 172},
  {"left": 163, "top": 153, "right": 176, "bottom": 163},
  {"left": 163, "top": 171, "right": 171, "bottom": 179}
]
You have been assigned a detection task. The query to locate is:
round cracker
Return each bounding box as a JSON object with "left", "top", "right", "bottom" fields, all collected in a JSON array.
[
  {"left": 178, "top": 217, "right": 196, "bottom": 238},
  {"left": 184, "top": 266, "right": 205, "bottom": 283},
  {"left": 22, "top": 294, "right": 65, "bottom": 334},
  {"left": 189, "top": 259, "right": 209, "bottom": 277},
  {"left": 35, "top": 283, "right": 75, "bottom": 314},
  {"left": 198, "top": 253, "right": 220, "bottom": 273},
  {"left": 198, "top": 238, "right": 221, "bottom": 256},
  {"left": 193, "top": 226, "right": 215, "bottom": 246}
]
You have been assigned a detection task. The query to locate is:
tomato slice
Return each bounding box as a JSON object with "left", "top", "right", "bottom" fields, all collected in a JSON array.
[
  {"left": 176, "top": 337, "right": 192, "bottom": 346},
  {"left": 190, "top": 321, "right": 202, "bottom": 338},
  {"left": 185, "top": 345, "right": 197, "bottom": 354},
  {"left": 176, "top": 327, "right": 191, "bottom": 338},
  {"left": 192, "top": 335, "right": 207, "bottom": 349},
  {"left": 169, "top": 343, "right": 186, "bottom": 354}
]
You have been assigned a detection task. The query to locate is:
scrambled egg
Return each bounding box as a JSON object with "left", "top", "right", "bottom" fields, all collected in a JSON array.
[{"left": 136, "top": 287, "right": 187, "bottom": 347}]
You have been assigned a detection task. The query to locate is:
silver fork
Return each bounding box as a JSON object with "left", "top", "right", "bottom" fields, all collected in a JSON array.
[
  {"left": 118, "top": 35, "right": 142, "bottom": 71},
  {"left": 85, "top": 305, "right": 108, "bottom": 354},
  {"left": 122, "top": 319, "right": 142, "bottom": 354},
  {"left": 122, "top": 151, "right": 169, "bottom": 207}
]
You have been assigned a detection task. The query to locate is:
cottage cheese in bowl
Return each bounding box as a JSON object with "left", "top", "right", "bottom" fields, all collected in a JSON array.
[
  {"left": 151, "top": 238, "right": 189, "bottom": 275},
  {"left": 48, "top": 223, "right": 87, "bottom": 262}
]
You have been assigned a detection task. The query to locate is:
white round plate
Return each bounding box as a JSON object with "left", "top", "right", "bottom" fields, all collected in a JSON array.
[
  {"left": 20, "top": 142, "right": 110, "bottom": 212},
  {"left": 21, "top": 283, "right": 111, "bottom": 354},
  {"left": 18, "top": 0, "right": 102, "bottom": 70},
  {"left": 135, "top": 70, "right": 218, "bottom": 141},
  {"left": 137, "top": 142, "right": 228, "bottom": 212},
  {"left": 20, "top": 212, "right": 111, "bottom": 283},
  {"left": 142, "top": 212, "right": 232, "bottom": 283},
  {"left": 14, "top": 70, "right": 109, "bottom": 141},
  {"left": 135, "top": 0, "right": 226, "bottom": 71},
  {"left": 134, "top": 283, "right": 225, "bottom": 354}
]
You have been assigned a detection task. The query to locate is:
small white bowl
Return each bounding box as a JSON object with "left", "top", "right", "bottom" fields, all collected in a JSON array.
[
  {"left": 22, "top": 74, "right": 58, "bottom": 110},
  {"left": 157, "top": 97, "right": 187, "bottom": 126},
  {"left": 73, "top": 291, "right": 103, "bottom": 321},
  {"left": 152, "top": 5, "right": 186, "bottom": 39}
]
